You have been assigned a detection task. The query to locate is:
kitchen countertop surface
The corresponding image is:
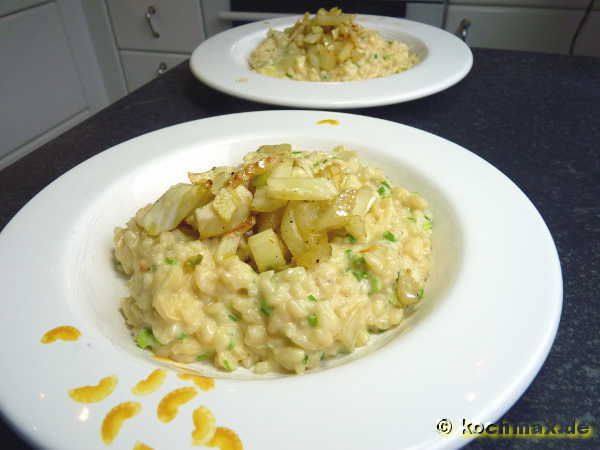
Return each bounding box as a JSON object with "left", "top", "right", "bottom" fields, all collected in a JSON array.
[{"left": 1, "top": 48, "right": 598, "bottom": 450}]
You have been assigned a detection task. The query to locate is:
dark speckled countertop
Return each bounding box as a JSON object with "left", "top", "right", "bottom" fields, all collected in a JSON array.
[{"left": 0, "top": 49, "right": 598, "bottom": 450}]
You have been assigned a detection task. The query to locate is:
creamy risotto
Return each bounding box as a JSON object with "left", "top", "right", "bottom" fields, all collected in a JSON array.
[
  {"left": 249, "top": 8, "right": 419, "bottom": 82},
  {"left": 114, "top": 145, "right": 432, "bottom": 374}
]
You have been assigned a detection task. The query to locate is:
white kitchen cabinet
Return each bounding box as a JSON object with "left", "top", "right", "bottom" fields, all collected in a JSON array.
[
  {"left": 0, "top": 1, "right": 108, "bottom": 169},
  {"left": 444, "top": 5, "right": 600, "bottom": 56},
  {"left": 120, "top": 50, "right": 189, "bottom": 92},
  {"left": 106, "top": 0, "right": 205, "bottom": 53}
]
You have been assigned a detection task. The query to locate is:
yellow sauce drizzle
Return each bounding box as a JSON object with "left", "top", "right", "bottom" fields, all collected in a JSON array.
[
  {"left": 133, "top": 442, "right": 154, "bottom": 450},
  {"left": 40, "top": 326, "right": 81, "bottom": 343},
  {"left": 316, "top": 119, "right": 340, "bottom": 125},
  {"left": 207, "top": 427, "right": 244, "bottom": 450},
  {"left": 101, "top": 401, "right": 141, "bottom": 445},
  {"left": 68, "top": 375, "right": 118, "bottom": 403},
  {"left": 192, "top": 406, "right": 217, "bottom": 446},
  {"left": 132, "top": 369, "right": 167, "bottom": 395},
  {"left": 178, "top": 373, "right": 215, "bottom": 392},
  {"left": 157, "top": 387, "right": 197, "bottom": 423}
]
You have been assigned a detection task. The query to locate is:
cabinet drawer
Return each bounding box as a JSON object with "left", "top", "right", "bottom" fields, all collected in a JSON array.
[
  {"left": 107, "top": 0, "right": 205, "bottom": 53},
  {"left": 445, "top": 6, "right": 588, "bottom": 54},
  {"left": 120, "top": 50, "right": 188, "bottom": 92}
]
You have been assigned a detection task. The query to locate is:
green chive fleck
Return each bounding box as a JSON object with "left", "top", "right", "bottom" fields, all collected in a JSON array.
[
  {"left": 307, "top": 314, "right": 319, "bottom": 327},
  {"left": 307, "top": 294, "right": 318, "bottom": 302},
  {"left": 223, "top": 360, "right": 232, "bottom": 371},
  {"left": 228, "top": 313, "right": 240, "bottom": 322},
  {"left": 417, "top": 287, "right": 424, "bottom": 299},
  {"left": 347, "top": 234, "right": 357, "bottom": 243},
  {"left": 260, "top": 298, "right": 273, "bottom": 316},
  {"left": 164, "top": 257, "right": 177, "bottom": 266},
  {"left": 377, "top": 180, "right": 391, "bottom": 196},
  {"left": 135, "top": 327, "right": 158, "bottom": 349},
  {"left": 303, "top": 355, "right": 309, "bottom": 365},
  {"left": 184, "top": 254, "right": 203, "bottom": 271},
  {"left": 227, "top": 341, "right": 235, "bottom": 351},
  {"left": 177, "top": 332, "right": 188, "bottom": 341},
  {"left": 368, "top": 275, "right": 382, "bottom": 294},
  {"left": 196, "top": 352, "right": 211, "bottom": 361},
  {"left": 383, "top": 231, "right": 397, "bottom": 242},
  {"left": 292, "top": 151, "right": 303, "bottom": 155}
]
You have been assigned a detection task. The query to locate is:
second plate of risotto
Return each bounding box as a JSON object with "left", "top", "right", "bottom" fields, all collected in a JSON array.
[
  {"left": 190, "top": 10, "right": 473, "bottom": 108},
  {"left": 0, "top": 111, "right": 561, "bottom": 450}
]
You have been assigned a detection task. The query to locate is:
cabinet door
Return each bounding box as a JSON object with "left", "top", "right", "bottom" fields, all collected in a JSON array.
[
  {"left": 445, "top": 5, "right": 590, "bottom": 54},
  {"left": 574, "top": 11, "right": 600, "bottom": 57},
  {"left": 107, "top": 0, "right": 205, "bottom": 53},
  {"left": 0, "top": 3, "right": 88, "bottom": 161},
  {"left": 120, "top": 50, "right": 188, "bottom": 92}
]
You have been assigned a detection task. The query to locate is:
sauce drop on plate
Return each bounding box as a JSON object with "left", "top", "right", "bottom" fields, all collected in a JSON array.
[
  {"left": 207, "top": 427, "right": 243, "bottom": 450},
  {"left": 316, "top": 119, "right": 340, "bottom": 125},
  {"left": 177, "top": 373, "right": 215, "bottom": 391},
  {"left": 69, "top": 375, "right": 118, "bottom": 403},
  {"left": 101, "top": 401, "right": 141, "bottom": 444},
  {"left": 133, "top": 441, "right": 154, "bottom": 450},
  {"left": 40, "top": 326, "right": 81, "bottom": 343},
  {"left": 157, "top": 387, "right": 197, "bottom": 423},
  {"left": 192, "top": 406, "right": 216, "bottom": 446},
  {"left": 132, "top": 369, "right": 167, "bottom": 395}
]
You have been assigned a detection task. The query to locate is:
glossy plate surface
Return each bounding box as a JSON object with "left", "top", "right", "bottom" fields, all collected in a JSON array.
[
  {"left": 190, "top": 16, "right": 473, "bottom": 108},
  {"left": 0, "top": 111, "right": 561, "bottom": 450}
]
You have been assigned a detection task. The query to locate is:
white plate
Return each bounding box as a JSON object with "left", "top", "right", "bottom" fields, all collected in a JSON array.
[
  {"left": 0, "top": 111, "right": 561, "bottom": 450},
  {"left": 190, "top": 16, "right": 473, "bottom": 108}
]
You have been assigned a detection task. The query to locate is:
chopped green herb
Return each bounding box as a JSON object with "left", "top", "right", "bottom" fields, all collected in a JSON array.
[
  {"left": 303, "top": 354, "right": 309, "bottom": 365},
  {"left": 292, "top": 151, "right": 303, "bottom": 155},
  {"left": 313, "top": 159, "right": 329, "bottom": 167},
  {"left": 388, "top": 296, "right": 399, "bottom": 306},
  {"left": 260, "top": 298, "right": 273, "bottom": 316},
  {"left": 407, "top": 217, "right": 416, "bottom": 222},
  {"left": 373, "top": 53, "right": 379, "bottom": 59},
  {"left": 352, "top": 270, "right": 369, "bottom": 281},
  {"left": 377, "top": 181, "right": 391, "bottom": 196},
  {"left": 423, "top": 221, "right": 433, "bottom": 231},
  {"left": 177, "top": 332, "right": 188, "bottom": 341},
  {"left": 383, "top": 231, "right": 397, "bottom": 242},
  {"left": 228, "top": 313, "right": 240, "bottom": 322},
  {"left": 151, "top": 264, "right": 159, "bottom": 272},
  {"left": 347, "top": 234, "right": 357, "bottom": 244},
  {"left": 387, "top": 40, "right": 393, "bottom": 45},
  {"left": 223, "top": 360, "right": 232, "bottom": 371},
  {"left": 368, "top": 275, "right": 382, "bottom": 294},
  {"left": 417, "top": 287, "right": 424, "bottom": 299},
  {"left": 184, "top": 254, "right": 203, "bottom": 271},
  {"left": 286, "top": 73, "right": 293, "bottom": 78},
  {"left": 227, "top": 340, "right": 235, "bottom": 351},
  {"left": 164, "top": 257, "right": 178, "bottom": 266},
  {"left": 307, "top": 314, "right": 319, "bottom": 327},
  {"left": 135, "top": 327, "right": 158, "bottom": 349},
  {"left": 383, "top": 54, "right": 390, "bottom": 60},
  {"left": 307, "top": 294, "right": 318, "bottom": 302},
  {"left": 196, "top": 352, "right": 211, "bottom": 361}
]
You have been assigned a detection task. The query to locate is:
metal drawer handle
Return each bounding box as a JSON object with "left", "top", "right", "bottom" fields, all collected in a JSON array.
[
  {"left": 145, "top": 5, "right": 160, "bottom": 38},
  {"left": 456, "top": 18, "right": 471, "bottom": 42},
  {"left": 156, "top": 62, "right": 168, "bottom": 75}
]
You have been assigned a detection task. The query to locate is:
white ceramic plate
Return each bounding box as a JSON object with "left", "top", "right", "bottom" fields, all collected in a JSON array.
[
  {"left": 190, "top": 16, "right": 473, "bottom": 108},
  {"left": 0, "top": 111, "right": 561, "bottom": 450}
]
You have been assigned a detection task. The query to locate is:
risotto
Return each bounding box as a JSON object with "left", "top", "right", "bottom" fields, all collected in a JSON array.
[
  {"left": 249, "top": 7, "right": 419, "bottom": 82},
  {"left": 114, "top": 145, "right": 432, "bottom": 374}
]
